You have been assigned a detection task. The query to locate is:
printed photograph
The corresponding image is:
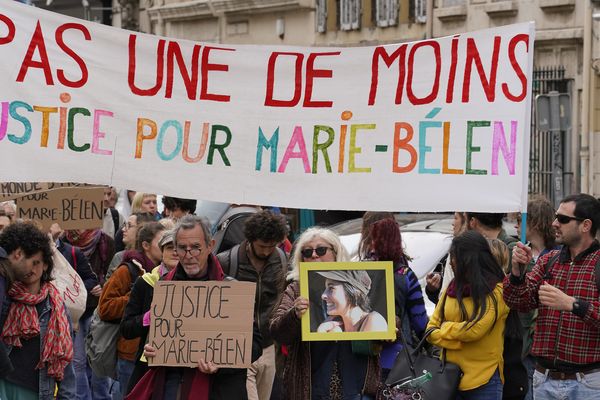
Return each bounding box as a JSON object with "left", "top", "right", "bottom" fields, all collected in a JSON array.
[{"left": 300, "top": 262, "right": 395, "bottom": 341}]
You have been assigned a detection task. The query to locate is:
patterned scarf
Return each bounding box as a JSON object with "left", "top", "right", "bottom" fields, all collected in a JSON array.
[
  {"left": 65, "top": 229, "right": 102, "bottom": 259},
  {"left": 1, "top": 281, "right": 73, "bottom": 381}
]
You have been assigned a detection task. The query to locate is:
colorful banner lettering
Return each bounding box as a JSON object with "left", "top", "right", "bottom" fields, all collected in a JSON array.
[{"left": 0, "top": 2, "right": 534, "bottom": 212}]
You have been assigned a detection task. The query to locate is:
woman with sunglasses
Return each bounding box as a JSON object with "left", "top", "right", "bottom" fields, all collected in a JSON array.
[{"left": 270, "top": 227, "right": 380, "bottom": 400}]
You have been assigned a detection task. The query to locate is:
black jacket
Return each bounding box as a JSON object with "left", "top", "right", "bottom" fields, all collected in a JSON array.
[
  {"left": 217, "top": 241, "right": 286, "bottom": 348},
  {"left": 0, "top": 276, "right": 12, "bottom": 378}
]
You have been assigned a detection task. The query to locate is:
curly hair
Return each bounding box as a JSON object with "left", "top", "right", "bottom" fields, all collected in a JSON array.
[
  {"left": 527, "top": 194, "right": 556, "bottom": 249},
  {"left": 0, "top": 221, "right": 54, "bottom": 281},
  {"left": 243, "top": 211, "right": 287, "bottom": 243}
]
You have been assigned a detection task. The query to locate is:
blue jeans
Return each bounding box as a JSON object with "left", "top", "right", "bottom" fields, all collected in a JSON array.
[
  {"left": 533, "top": 369, "right": 600, "bottom": 399},
  {"left": 115, "top": 358, "right": 135, "bottom": 399},
  {"left": 456, "top": 369, "right": 503, "bottom": 400},
  {"left": 73, "top": 315, "right": 113, "bottom": 400},
  {"left": 523, "top": 355, "right": 535, "bottom": 400}
]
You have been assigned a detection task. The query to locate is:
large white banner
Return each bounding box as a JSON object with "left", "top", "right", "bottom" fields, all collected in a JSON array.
[{"left": 0, "top": 1, "right": 534, "bottom": 212}]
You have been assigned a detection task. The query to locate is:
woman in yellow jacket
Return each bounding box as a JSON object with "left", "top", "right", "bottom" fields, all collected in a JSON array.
[{"left": 427, "top": 230, "right": 510, "bottom": 400}]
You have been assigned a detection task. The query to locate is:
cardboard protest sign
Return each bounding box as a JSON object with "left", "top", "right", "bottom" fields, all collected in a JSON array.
[
  {"left": 300, "top": 261, "right": 395, "bottom": 341},
  {"left": 0, "top": 182, "right": 99, "bottom": 202},
  {"left": 0, "top": 2, "right": 534, "bottom": 212},
  {"left": 15, "top": 186, "right": 104, "bottom": 230},
  {"left": 148, "top": 280, "right": 256, "bottom": 368}
]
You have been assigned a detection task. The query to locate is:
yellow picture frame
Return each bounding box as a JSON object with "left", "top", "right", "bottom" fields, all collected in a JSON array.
[{"left": 299, "top": 261, "right": 396, "bottom": 341}]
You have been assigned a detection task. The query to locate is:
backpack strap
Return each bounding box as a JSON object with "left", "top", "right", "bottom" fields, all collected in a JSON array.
[
  {"left": 275, "top": 247, "right": 287, "bottom": 275},
  {"left": 228, "top": 244, "right": 240, "bottom": 279},
  {"left": 543, "top": 252, "right": 561, "bottom": 280},
  {"left": 109, "top": 208, "right": 119, "bottom": 236},
  {"left": 124, "top": 261, "right": 141, "bottom": 289},
  {"left": 544, "top": 250, "right": 600, "bottom": 291}
]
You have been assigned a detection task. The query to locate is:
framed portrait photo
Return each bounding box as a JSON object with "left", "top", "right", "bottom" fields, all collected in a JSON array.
[{"left": 299, "top": 261, "right": 395, "bottom": 341}]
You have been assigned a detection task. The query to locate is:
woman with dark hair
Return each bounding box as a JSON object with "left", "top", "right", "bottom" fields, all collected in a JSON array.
[
  {"left": 99, "top": 222, "right": 165, "bottom": 400},
  {"left": 369, "top": 218, "right": 428, "bottom": 380},
  {"left": 0, "top": 222, "right": 76, "bottom": 399},
  {"left": 270, "top": 227, "right": 380, "bottom": 400},
  {"left": 427, "top": 230, "right": 509, "bottom": 400}
]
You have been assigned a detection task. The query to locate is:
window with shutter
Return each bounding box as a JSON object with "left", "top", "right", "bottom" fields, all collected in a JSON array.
[
  {"left": 316, "top": 0, "right": 327, "bottom": 32},
  {"left": 389, "top": 0, "right": 398, "bottom": 26},
  {"left": 340, "top": 0, "right": 360, "bottom": 31},
  {"left": 376, "top": 0, "right": 398, "bottom": 27},
  {"left": 340, "top": 0, "right": 352, "bottom": 30},
  {"left": 415, "top": 0, "right": 426, "bottom": 23},
  {"left": 350, "top": 0, "right": 361, "bottom": 30}
]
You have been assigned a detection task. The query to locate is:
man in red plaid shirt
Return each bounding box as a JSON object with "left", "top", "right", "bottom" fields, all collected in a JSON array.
[{"left": 504, "top": 193, "right": 600, "bottom": 399}]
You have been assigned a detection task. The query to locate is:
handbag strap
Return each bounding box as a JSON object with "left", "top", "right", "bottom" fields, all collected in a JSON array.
[{"left": 396, "top": 319, "right": 418, "bottom": 378}]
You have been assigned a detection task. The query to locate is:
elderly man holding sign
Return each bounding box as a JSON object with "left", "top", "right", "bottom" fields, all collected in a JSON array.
[{"left": 127, "top": 215, "right": 262, "bottom": 400}]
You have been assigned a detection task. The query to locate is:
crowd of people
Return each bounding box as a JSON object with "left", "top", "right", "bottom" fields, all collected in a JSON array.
[{"left": 0, "top": 189, "right": 597, "bottom": 400}]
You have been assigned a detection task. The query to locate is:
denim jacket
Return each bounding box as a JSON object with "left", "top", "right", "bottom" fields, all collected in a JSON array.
[{"left": 0, "top": 294, "right": 77, "bottom": 399}]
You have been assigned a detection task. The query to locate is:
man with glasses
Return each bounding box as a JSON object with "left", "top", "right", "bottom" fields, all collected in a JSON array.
[
  {"left": 141, "top": 215, "right": 262, "bottom": 399},
  {"left": 504, "top": 193, "right": 600, "bottom": 399},
  {"left": 216, "top": 210, "right": 287, "bottom": 400}
]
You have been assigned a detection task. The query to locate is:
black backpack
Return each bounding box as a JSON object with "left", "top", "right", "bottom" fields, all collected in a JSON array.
[{"left": 212, "top": 207, "right": 258, "bottom": 255}]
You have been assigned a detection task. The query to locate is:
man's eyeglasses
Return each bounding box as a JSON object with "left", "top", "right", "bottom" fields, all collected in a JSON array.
[
  {"left": 301, "top": 247, "right": 334, "bottom": 259},
  {"left": 555, "top": 213, "right": 586, "bottom": 224},
  {"left": 176, "top": 245, "right": 203, "bottom": 257}
]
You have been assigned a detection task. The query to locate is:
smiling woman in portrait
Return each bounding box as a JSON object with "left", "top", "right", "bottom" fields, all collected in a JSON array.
[{"left": 316, "top": 270, "right": 387, "bottom": 333}]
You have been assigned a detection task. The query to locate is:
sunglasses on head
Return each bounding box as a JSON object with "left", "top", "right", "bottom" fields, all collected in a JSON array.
[
  {"left": 301, "top": 247, "right": 332, "bottom": 259},
  {"left": 555, "top": 213, "right": 586, "bottom": 224}
]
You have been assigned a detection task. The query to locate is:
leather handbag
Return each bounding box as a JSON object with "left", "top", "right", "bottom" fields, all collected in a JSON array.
[{"left": 385, "top": 326, "right": 463, "bottom": 400}]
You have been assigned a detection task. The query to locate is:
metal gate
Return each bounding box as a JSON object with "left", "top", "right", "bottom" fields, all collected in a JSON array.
[{"left": 529, "top": 66, "right": 572, "bottom": 205}]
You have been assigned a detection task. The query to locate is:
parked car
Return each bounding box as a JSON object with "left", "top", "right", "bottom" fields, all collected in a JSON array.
[{"left": 332, "top": 214, "right": 518, "bottom": 315}]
